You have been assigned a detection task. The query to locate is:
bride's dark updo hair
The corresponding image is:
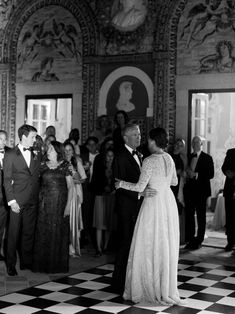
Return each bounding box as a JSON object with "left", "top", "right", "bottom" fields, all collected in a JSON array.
[{"left": 149, "top": 127, "right": 168, "bottom": 149}]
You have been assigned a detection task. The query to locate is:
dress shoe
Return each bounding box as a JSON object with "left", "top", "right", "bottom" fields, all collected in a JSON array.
[
  {"left": 184, "top": 242, "right": 201, "bottom": 250},
  {"left": 7, "top": 266, "right": 18, "bottom": 276},
  {"left": 225, "top": 244, "right": 233, "bottom": 252}
]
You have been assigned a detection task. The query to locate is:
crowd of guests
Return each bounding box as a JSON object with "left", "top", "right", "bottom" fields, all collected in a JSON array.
[{"left": 0, "top": 109, "right": 234, "bottom": 283}]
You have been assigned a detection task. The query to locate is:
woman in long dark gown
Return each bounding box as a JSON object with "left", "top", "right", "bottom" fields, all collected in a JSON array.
[{"left": 32, "top": 141, "right": 73, "bottom": 273}]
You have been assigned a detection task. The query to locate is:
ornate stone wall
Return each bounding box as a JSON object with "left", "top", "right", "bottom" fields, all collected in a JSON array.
[{"left": 0, "top": 0, "right": 98, "bottom": 144}]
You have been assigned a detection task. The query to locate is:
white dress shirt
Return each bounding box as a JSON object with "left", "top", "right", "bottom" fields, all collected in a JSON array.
[
  {"left": 18, "top": 143, "right": 31, "bottom": 168},
  {"left": 125, "top": 144, "right": 141, "bottom": 168}
]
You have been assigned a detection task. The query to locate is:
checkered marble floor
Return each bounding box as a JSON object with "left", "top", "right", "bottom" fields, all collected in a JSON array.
[{"left": 0, "top": 258, "right": 235, "bottom": 314}]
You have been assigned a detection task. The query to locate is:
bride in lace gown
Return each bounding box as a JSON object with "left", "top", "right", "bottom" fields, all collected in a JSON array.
[{"left": 116, "top": 128, "right": 182, "bottom": 304}]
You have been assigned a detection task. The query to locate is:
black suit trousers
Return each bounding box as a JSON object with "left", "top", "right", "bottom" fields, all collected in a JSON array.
[
  {"left": 185, "top": 193, "right": 207, "bottom": 245},
  {"left": 7, "top": 204, "right": 38, "bottom": 267},
  {"left": 224, "top": 197, "right": 235, "bottom": 245},
  {"left": 112, "top": 200, "right": 141, "bottom": 292},
  {"left": 0, "top": 199, "right": 7, "bottom": 251}
]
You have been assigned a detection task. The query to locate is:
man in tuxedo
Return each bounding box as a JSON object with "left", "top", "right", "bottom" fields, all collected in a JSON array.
[
  {"left": 221, "top": 148, "right": 235, "bottom": 251},
  {"left": 3, "top": 124, "right": 41, "bottom": 276},
  {"left": 184, "top": 136, "right": 214, "bottom": 250},
  {"left": 0, "top": 130, "right": 10, "bottom": 260},
  {"left": 111, "top": 123, "right": 156, "bottom": 294}
]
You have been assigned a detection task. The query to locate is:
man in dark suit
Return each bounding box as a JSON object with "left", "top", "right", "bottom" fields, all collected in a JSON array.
[
  {"left": 221, "top": 148, "right": 235, "bottom": 251},
  {"left": 3, "top": 124, "right": 41, "bottom": 276},
  {"left": 111, "top": 123, "right": 156, "bottom": 294},
  {"left": 184, "top": 136, "right": 214, "bottom": 250},
  {"left": 0, "top": 130, "right": 11, "bottom": 261}
]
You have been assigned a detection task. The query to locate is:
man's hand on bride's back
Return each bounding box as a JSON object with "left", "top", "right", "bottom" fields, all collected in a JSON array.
[{"left": 140, "top": 187, "right": 157, "bottom": 198}]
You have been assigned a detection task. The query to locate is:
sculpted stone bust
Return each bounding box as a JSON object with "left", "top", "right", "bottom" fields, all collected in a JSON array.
[
  {"left": 116, "top": 81, "right": 135, "bottom": 112},
  {"left": 111, "top": 0, "right": 147, "bottom": 32}
]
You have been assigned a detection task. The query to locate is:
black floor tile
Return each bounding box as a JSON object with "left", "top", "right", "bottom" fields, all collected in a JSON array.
[
  {"left": 22, "top": 297, "right": 58, "bottom": 309},
  {"left": 206, "top": 303, "right": 235, "bottom": 314},
  {"left": 65, "top": 296, "right": 101, "bottom": 307}
]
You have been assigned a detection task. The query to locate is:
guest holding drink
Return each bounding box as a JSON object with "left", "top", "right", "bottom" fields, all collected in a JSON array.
[{"left": 64, "top": 141, "right": 87, "bottom": 256}]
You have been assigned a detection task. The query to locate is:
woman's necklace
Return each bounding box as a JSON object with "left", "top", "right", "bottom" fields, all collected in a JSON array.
[{"left": 47, "top": 160, "right": 61, "bottom": 169}]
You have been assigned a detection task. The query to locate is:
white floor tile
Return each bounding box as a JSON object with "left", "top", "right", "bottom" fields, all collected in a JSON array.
[
  {"left": 207, "top": 269, "right": 235, "bottom": 276},
  {"left": 0, "top": 293, "right": 35, "bottom": 303},
  {"left": 178, "top": 264, "right": 190, "bottom": 270},
  {"left": 91, "top": 301, "right": 130, "bottom": 313},
  {"left": 178, "top": 270, "right": 203, "bottom": 277},
  {"left": 97, "top": 264, "right": 114, "bottom": 271},
  {"left": 221, "top": 276, "right": 235, "bottom": 284},
  {"left": 197, "top": 311, "right": 223, "bottom": 314},
  {"left": 41, "top": 291, "right": 77, "bottom": 302},
  {"left": 69, "top": 272, "right": 101, "bottom": 280},
  {"left": 134, "top": 302, "right": 170, "bottom": 312},
  {"left": 82, "top": 290, "right": 118, "bottom": 300},
  {"left": 180, "top": 298, "right": 213, "bottom": 310},
  {"left": 187, "top": 278, "right": 217, "bottom": 286},
  {"left": 45, "top": 303, "right": 86, "bottom": 313},
  {"left": 36, "top": 282, "right": 71, "bottom": 291},
  {"left": 178, "top": 289, "right": 198, "bottom": 298},
  {"left": 217, "top": 296, "right": 235, "bottom": 307},
  {"left": 194, "top": 263, "right": 220, "bottom": 269},
  {"left": 1, "top": 304, "right": 39, "bottom": 314},
  {"left": 201, "top": 287, "right": 233, "bottom": 296},
  {"left": 76, "top": 281, "right": 109, "bottom": 290}
]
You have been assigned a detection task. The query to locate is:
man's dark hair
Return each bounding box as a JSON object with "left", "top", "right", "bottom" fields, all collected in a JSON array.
[
  {"left": 18, "top": 124, "right": 37, "bottom": 141},
  {"left": 85, "top": 136, "right": 99, "bottom": 146}
]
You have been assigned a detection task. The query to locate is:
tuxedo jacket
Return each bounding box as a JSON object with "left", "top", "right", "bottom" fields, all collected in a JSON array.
[
  {"left": 0, "top": 146, "right": 11, "bottom": 203},
  {"left": 222, "top": 148, "right": 235, "bottom": 198},
  {"left": 185, "top": 151, "right": 214, "bottom": 199},
  {"left": 113, "top": 146, "right": 142, "bottom": 212},
  {"left": 3, "top": 146, "right": 41, "bottom": 207}
]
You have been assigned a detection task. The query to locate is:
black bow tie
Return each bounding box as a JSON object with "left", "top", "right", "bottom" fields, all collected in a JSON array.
[
  {"left": 132, "top": 150, "right": 138, "bottom": 156},
  {"left": 23, "top": 147, "right": 31, "bottom": 151},
  {"left": 192, "top": 153, "right": 197, "bottom": 158},
  {"left": 0, "top": 149, "right": 4, "bottom": 153}
]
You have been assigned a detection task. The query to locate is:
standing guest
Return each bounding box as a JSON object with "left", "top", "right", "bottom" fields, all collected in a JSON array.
[
  {"left": 64, "top": 141, "right": 87, "bottom": 256},
  {"left": 68, "top": 128, "right": 81, "bottom": 156},
  {"left": 45, "top": 125, "right": 56, "bottom": 138},
  {"left": 115, "top": 127, "right": 183, "bottom": 304},
  {"left": 0, "top": 130, "right": 10, "bottom": 260},
  {"left": 111, "top": 123, "right": 156, "bottom": 294},
  {"left": 184, "top": 136, "right": 214, "bottom": 250},
  {"left": 91, "top": 142, "right": 116, "bottom": 257},
  {"left": 32, "top": 141, "right": 73, "bottom": 273},
  {"left": 221, "top": 148, "right": 235, "bottom": 251},
  {"left": 112, "top": 110, "right": 129, "bottom": 154},
  {"left": 44, "top": 135, "right": 56, "bottom": 152},
  {"left": 80, "top": 136, "right": 99, "bottom": 248},
  {"left": 170, "top": 139, "right": 187, "bottom": 211},
  {"left": 3, "top": 124, "right": 40, "bottom": 276},
  {"left": 91, "top": 115, "right": 112, "bottom": 147}
]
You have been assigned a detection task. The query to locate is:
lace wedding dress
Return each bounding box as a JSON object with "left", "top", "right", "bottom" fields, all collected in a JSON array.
[{"left": 119, "top": 152, "right": 181, "bottom": 304}]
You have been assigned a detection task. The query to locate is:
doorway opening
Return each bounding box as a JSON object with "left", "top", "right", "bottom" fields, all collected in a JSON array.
[
  {"left": 189, "top": 90, "right": 235, "bottom": 247},
  {"left": 25, "top": 94, "right": 72, "bottom": 143}
]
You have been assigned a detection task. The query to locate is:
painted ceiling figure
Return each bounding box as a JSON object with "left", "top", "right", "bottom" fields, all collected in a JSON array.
[
  {"left": 53, "top": 19, "right": 81, "bottom": 63},
  {"left": 199, "top": 40, "right": 235, "bottom": 73},
  {"left": 111, "top": 0, "right": 147, "bottom": 32},
  {"left": 180, "top": 0, "right": 235, "bottom": 48}
]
